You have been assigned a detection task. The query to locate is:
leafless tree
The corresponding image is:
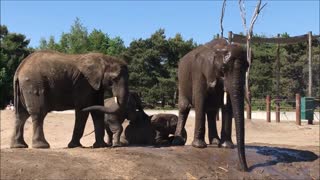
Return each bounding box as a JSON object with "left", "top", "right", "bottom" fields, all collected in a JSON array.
[
  {"left": 239, "top": 0, "right": 267, "bottom": 118},
  {"left": 220, "top": 0, "right": 227, "bottom": 38}
]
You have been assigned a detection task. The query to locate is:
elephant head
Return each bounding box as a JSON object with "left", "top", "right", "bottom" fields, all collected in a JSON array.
[
  {"left": 78, "top": 53, "right": 129, "bottom": 113},
  {"left": 215, "top": 42, "right": 249, "bottom": 171}
]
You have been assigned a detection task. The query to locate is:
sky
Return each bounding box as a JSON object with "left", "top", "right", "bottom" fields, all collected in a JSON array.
[{"left": 1, "top": 0, "right": 319, "bottom": 48}]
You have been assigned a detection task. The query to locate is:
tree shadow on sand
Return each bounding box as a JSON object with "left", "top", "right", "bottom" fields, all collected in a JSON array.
[{"left": 247, "top": 145, "right": 319, "bottom": 171}]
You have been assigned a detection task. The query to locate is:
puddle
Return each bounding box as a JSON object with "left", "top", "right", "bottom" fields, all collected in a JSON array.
[{"left": 248, "top": 146, "right": 319, "bottom": 170}]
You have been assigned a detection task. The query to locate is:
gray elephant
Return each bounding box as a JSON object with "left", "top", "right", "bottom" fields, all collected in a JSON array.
[
  {"left": 123, "top": 112, "right": 187, "bottom": 146},
  {"left": 172, "top": 39, "right": 249, "bottom": 171},
  {"left": 82, "top": 92, "right": 142, "bottom": 147},
  {"left": 11, "top": 51, "right": 129, "bottom": 149}
]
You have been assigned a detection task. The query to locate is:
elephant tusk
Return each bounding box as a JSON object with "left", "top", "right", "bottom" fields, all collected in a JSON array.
[
  {"left": 224, "top": 92, "right": 227, "bottom": 105},
  {"left": 114, "top": 97, "right": 119, "bottom": 104}
]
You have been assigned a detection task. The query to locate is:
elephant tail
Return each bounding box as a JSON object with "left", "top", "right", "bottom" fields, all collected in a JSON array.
[
  {"left": 83, "top": 130, "right": 95, "bottom": 137},
  {"left": 82, "top": 105, "right": 110, "bottom": 113},
  {"left": 14, "top": 79, "right": 20, "bottom": 114}
]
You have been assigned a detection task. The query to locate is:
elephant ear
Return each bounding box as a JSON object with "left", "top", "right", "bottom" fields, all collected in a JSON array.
[
  {"left": 78, "top": 54, "right": 105, "bottom": 90},
  {"left": 215, "top": 48, "right": 231, "bottom": 64},
  {"left": 105, "top": 63, "right": 122, "bottom": 80},
  {"left": 217, "top": 44, "right": 247, "bottom": 66}
]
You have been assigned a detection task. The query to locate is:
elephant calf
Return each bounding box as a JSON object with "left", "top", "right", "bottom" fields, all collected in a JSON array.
[
  {"left": 151, "top": 114, "right": 187, "bottom": 145},
  {"left": 122, "top": 112, "right": 187, "bottom": 146},
  {"left": 82, "top": 92, "right": 143, "bottom": 147}
]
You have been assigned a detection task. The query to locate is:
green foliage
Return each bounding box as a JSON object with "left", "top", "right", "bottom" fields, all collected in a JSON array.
[
  {"left": 122, "top": 29, "right": 196, "bottom": 108},
  {"left": 0, "top": 25, "right": 32, "bottom": 108},
  {"left": 250, "top": 41, "right": 276, "bottom": 98},
  {"left": 39, "top": 18, "right": 126, "bottom": 56},
  {"left": 250, "top": 32, "right": 319, "bottom": 110}
]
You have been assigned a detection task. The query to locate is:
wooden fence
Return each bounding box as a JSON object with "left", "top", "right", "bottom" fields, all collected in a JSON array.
[{"left": 227, "top": 31, "right": 320, "bottom": 122}]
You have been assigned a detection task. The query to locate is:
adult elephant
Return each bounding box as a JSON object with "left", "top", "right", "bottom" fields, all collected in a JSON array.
[
  {"left": 172, "top": 39, "right": 249, "bottom": 171},
  {"left": 11, "top": 51, "right": 129, "bottom": 149}
]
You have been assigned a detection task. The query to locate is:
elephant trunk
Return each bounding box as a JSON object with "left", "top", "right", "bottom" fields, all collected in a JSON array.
[
  {"left": 82, "top": 105, "right": 115, "bottom": 113},
  {"left": 229, "top": 66, "right": 249, "bottom": 172}
]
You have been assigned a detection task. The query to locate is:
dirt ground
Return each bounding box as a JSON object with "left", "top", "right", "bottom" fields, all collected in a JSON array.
[{"left": 1, "top": 110, "right": 319, "bottom": 179}]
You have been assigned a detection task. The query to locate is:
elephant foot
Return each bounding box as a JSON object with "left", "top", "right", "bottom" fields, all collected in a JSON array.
[
  {"left": 68, "top": 141, "right": 83, "bottom": 148},
  {"left": 238, "top": 163, "right": 249, "bottom": 172},
  {"left": 192, "top": 139, "right": 207, "bottom": 148},
  {"left": 209, "top": 137, "right": 221, "bottom": 146},
  {"left": 32, "top": 140, "right": 50, "bottom": 149},
  {"left": 120, "top": 138, "right": 129, "bottom": 146},
  {"left": 10, "top": 140, "right": 28, "bottom": 148},
  {"left": 93, "top": 141, "right": 108, "bottom": 148},
  {"left": 220, "top": 140, "right": 235, "bottom": 149},
  {"left": 112, "top": 141, "right": 122, "bottom": 147},
  {"left": 172, "top": 136, "right": 186, "bottom": 146}
]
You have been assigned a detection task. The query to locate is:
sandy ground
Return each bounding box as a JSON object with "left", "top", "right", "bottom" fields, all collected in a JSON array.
[{"left": 1, "top": 110, "right": 319, "bottom": 179}]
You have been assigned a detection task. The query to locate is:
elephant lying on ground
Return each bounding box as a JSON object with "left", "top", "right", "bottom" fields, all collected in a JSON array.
[
  {"left": 173, "top": 39, "right": 249, "bottom": 171},
  {"left": 11, "top": 51, "right": 129, "bottom": 149},
  {"left": 82, "top": 92, "right": 142, "bottom": 147},
  {"left": 151, "top": 114, "right": 187, "bottom": 145},
  {"left": 123, "top": 112, "right": 187, "bottom": 146}
]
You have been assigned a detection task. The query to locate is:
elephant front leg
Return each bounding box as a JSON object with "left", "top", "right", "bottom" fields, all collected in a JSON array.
[
  {"left": 68, "top": 110, "right": 89, "bottom": 148},
  {"left": 192, "top": 93, "right": 207, "bottom": 148},
  {"left": 220, "top": 95, "right": 234, "bottom": 148},
  {"left": 207, "top": 110, "right": 220, "bottom": 146},
  {"left": 111, "top": 125, "right": 123, "bottom": 147},
  {"left": 105, "top": 123, "right": 113, "bottom": 146},
  {"left": 172, "top": 96, "right": 191, "bottom": 146},
  {"left": 91, "top": 111, "right": 108, "bottom": 148}
]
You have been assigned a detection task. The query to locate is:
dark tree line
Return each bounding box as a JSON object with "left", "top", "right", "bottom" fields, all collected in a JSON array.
[
  {"left": 0, "top": 25, "right": 33, "bottom": 108},
  {"left": 1, "top": 19, "right": 319, "bottom": 109}
]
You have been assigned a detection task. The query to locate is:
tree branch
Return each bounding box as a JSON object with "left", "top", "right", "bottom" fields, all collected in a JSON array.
[
  {"left": 238, "top": 0, "right": 247, "bottom": 35},
  {"left": 249, "top": 0, "right": 267, "bottom": 38},
  {"left": 220, "top": 0, "right": 227, "bottom": 38}
]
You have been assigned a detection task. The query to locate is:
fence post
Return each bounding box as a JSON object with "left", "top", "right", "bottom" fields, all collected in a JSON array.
[
  {"left": 276, "top": 33, "right": 281, "bottom": 123},
  {"left": 276, "top": 98, "right": 280, "bottom": 123},
  {"left": 308, "top": 31, "right": 312, "bottom": 97},
  {"left": 228, "top": 31, "right": 233, "bottom": 42},
  {"left": 266, "top": 95, "right": 271, "bottom": 123},
  {"left": 296, "top": 94, "right": 301, "bottom": 125}
]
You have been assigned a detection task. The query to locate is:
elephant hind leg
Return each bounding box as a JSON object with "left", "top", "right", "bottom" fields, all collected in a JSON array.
[
  {"left": 11, "top": 107, "right": 30, "bottom": 148},
  {"left": 31, "top": 113, "right": 50, "bottom": 148}
]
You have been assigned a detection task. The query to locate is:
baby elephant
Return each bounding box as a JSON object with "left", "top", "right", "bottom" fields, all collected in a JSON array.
[
  {"left": 151, "top": 114, "right": 187, "bottom": 145},
  {"left": 82, "top": 92, "right": 142, "bottom": 147},
  {"left": 123, "top": 112, "right": 187, "bottom": 146}
]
